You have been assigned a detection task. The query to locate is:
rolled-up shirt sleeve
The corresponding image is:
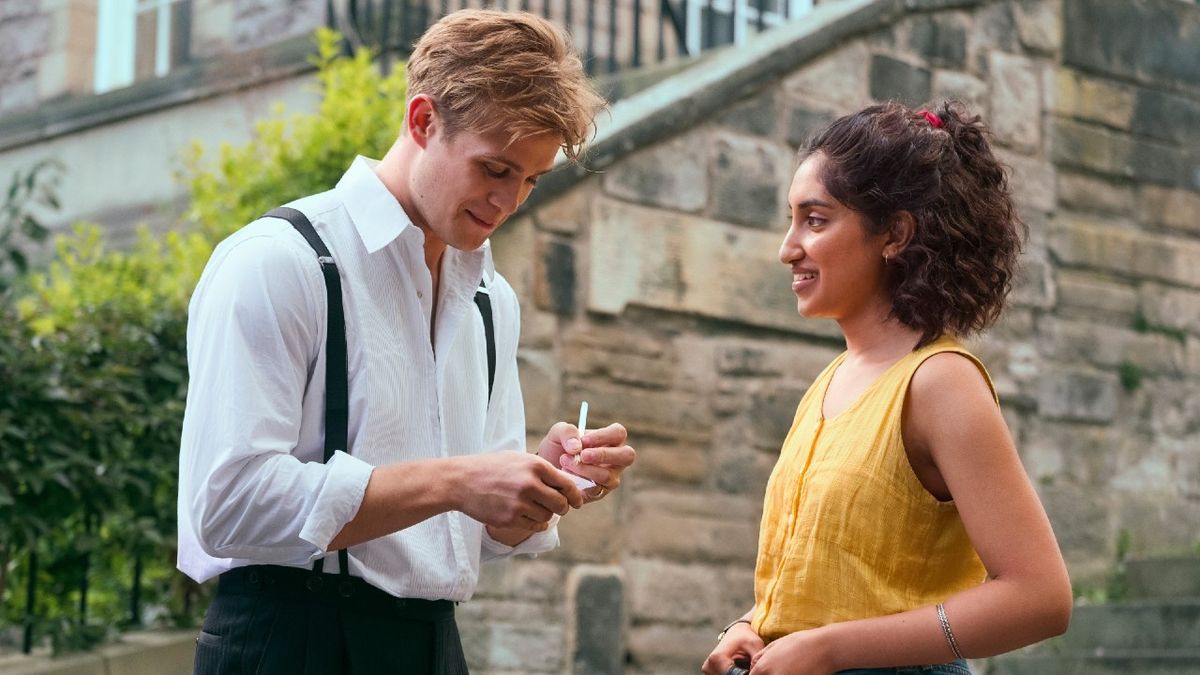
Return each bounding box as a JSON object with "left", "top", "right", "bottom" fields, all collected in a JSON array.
[
  {"left": 477, "top": 275, "right": 560, "bottom": 562},
  {"left": 179, "top": 225, "right": 373, "bottom": 569}
]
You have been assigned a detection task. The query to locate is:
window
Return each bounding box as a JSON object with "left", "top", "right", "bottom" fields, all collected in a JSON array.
[{"left": 94, "top": 0, "right": 189, "bottom": 93}]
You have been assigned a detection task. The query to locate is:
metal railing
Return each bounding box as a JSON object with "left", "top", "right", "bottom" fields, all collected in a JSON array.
[{"left": 327, "top": 0, "right": 820, "bottom": 76}]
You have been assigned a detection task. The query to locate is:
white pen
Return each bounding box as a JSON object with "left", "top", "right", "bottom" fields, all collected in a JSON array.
[{"left": 573, "top": 400, "right": 588, "bottom": 465}]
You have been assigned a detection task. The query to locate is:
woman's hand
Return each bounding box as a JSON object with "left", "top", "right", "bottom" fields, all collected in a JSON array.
[
  {"left": 702, "top": 622, "right": 765, "bottom": 675},
  {"left": 748, "top": 628, "right": 834, "bottom": 675}
]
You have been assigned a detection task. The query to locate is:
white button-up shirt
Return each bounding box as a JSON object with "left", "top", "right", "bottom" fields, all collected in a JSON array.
[{"left": 177, "top": 156, "right": 557, "bottom": 601}]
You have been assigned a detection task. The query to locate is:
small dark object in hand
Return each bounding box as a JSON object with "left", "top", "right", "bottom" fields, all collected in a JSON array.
[{"left": 725, "top": 667, "right": 750, "bottom": 675}]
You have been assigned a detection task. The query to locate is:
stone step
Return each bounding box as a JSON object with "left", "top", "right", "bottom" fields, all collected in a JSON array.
[
  {"left": 988, "top": 649, "right": 1200, "bottom": 675},
  {"left": 1057, "top": 600, "right": 1200, "bottom": 650},
  {"left": 1125, "top": 557, "right": 1200, "bottom": 600}
]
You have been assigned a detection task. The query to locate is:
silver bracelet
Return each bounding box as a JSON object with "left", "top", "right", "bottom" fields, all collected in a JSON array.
[{"left": 936, "top": 603, "right": 964, "bottom": 659}]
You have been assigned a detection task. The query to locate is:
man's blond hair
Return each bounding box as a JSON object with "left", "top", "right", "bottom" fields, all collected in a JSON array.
[{"left": 407, "top": 9, "right": 606, "bottom": 163}]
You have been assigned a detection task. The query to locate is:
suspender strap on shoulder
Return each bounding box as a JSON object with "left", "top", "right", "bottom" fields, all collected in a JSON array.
[
  {"left": 473, "top": 282, "right": 496, "bottom": 402},
  {"left": 265, "top": 206, "right": 350, "bottom": 578}
]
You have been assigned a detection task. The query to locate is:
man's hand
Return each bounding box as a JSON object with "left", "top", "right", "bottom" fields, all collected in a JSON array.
[
  {"left": 538, "top": 421, "right": 635, "bottom": 502},
  {"left": 454, "top": 452, "right": 583, "bottom": 531},
  {"left": 702, "top": 621, "right": 765, "bottom": 675}
]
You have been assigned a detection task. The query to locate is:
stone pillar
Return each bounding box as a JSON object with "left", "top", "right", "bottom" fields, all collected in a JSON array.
[{"left": 566, "top": 565, "right": 625, "bottom": 675}]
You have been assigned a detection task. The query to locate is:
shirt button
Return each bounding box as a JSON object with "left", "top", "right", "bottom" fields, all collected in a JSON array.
[{"left": 417, "top": 291, "right": 423, "bottom": 299}]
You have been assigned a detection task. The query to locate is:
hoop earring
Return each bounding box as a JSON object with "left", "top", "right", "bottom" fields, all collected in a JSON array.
[{"left": 883, "top": 254, "right": 890, "bottom": 265}]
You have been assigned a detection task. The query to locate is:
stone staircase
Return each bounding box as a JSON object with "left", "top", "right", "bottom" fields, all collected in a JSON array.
[{"left": 988, "top": 557, "right": 1200, "bottom": 675}]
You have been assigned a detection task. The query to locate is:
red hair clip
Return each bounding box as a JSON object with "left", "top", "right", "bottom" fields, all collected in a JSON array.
[{"left": 919, "top": 110, "right": 943, "bottom": 128}]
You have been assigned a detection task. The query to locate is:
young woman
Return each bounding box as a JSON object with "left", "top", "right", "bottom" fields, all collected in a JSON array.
[{"left": 702, "top": 102, "right": 1071, "bottom": 675}]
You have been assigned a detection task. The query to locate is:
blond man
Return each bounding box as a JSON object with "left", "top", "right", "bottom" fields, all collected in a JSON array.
[{"left": 178, "top": 11, "right": 631, "bottom": 673}]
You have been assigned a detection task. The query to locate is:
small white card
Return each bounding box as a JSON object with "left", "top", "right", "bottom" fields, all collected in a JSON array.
[{"left": 558, "top": 468, "right": 596, "bottom": 490}]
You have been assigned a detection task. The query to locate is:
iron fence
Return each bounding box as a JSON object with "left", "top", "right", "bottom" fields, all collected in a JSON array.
[{"left": 327, "top": 0, "right": 821, "bottom": 76}]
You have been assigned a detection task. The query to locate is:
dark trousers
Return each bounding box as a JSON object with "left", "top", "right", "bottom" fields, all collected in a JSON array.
[{"left": 193, "top": 565, "right": 469, "bottom": 675}]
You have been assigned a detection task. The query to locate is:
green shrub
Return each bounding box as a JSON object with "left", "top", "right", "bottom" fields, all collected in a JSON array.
[{"left": 0, "top": 29, "right": 407, "bottom": 653}]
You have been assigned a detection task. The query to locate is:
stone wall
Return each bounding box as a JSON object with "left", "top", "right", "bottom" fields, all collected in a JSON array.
[{"left": 465, "top": 0, "right": 1200, "bottom": 671}]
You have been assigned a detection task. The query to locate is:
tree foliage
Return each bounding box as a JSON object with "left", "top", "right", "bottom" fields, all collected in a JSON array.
[{"left": 0, "top": 30, "right": 407, "bottom": 653}]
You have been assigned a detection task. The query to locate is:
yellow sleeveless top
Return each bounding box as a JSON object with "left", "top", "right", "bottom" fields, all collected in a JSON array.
[{"left": 752, "top": 336, "right": 992, "bottom": 641}]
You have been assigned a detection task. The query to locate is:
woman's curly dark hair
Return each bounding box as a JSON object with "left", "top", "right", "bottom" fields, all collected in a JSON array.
[{"left": 800, "top": 100, "right": 1027, "bottom": 348}]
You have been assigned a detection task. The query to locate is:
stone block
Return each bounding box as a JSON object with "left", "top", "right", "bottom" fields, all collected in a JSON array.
[
  {"left": 1011, "top": 255, "right": 1056, "bottom": 310},
  {"left": 869, "top": 54, "right": 931, "bottom": 106},
  {"left": 1048, "top": 213, "right": 1200, "bottom": 289},
  {"left": 995, "top": 148, "right": 1055, "bottom": 214},
  {"left": 625, "top": 489, "right": 760, "bottom": 564},
  {"left": 190, "top": 1, "right": 235, "bottom": 58},
  {"left": 1053, "top": 68, "right": 1136, "bottom": 130},
  {"left": 907, "top": 15, "right": 967, "bottom": 68},
  {"left": 1108, "top": 487, "right": 1195, "bottom": 552},
  {"left": 1125, "top": 556, "right": 1200, "bottom": 599},
  {"left": 0, "top": 13, "right": 49, "bottom": 64},
  {"left": 519, "top": 350, "right": 563, "bottom": 435},
  {"left": 628, "top": 439, "right": 709, "bottom": 486},
  {"left": 586, "top": 197, "right": 841, "bottom": 339},
  {"left": 491, "top": 215, "right": 535, "bottom": 299},
  {"left": 968, "top": 3, "right": 1019, "bottom": 67},
  {"left": 1133, "top": 88, "right": 1200, "bottom": 146},
  {"left": 1050, "top": 117, "right": 1128, "bottom": 176},
  {"left": 567, "top": 566, "right": 624, "bottom": 675},
  {"left": 1021, "top": 418, "right": 1120, "bottom": 487},
  {"left": 565, "top": 376, "right": 712, "bottom": 443},
  {"left": 1035, "top": 367, "right": 1119, "bottom": 422},
  {"left": 534, "top": 236, "right": 577, "bottom": 315},
  {"left": 710, "top": 131, "right": 792, "bottom": 229},
  {"left": 713, "top": 337, "right": 839, "bottom": 383},
  {"left": 1146, "top": 380, "right": 1200, "bottom": 440},
  {"left": 1051, "top": 119, "right": 1200, "bottom": 188},
  {"left": 488, "top": 621, "right": 564, "bottom": 672},
  {"left": 1037, "top": 315, "right": 1186, "bottom": 375},
  {"left": 556, "top": 488, "right": 622, "bottom": 563},
  {"left": 1127, "top": 137, "right": 1198, "bottom": 189},
  {"left": 561, "top": 325, "right": 674, "bottom": 389},
  {"left": 1056, "top": 271, "right": 1138, "bottom": 324},
  {"left": 782, "top": 42, "right": 869, "bottom": 111},
  {"left": 989, "top": 51, "right": 1042, "bottom": 152},
  {"left": 625, "top": 623, "right": 714, "bottom": 673},
  {"left": 931, "top": 70, "right": 987, "bottom": 114},
  {"left": 232, "top": 0, "right": 323, "bottom": 51},
  {"left": 1139, "top": 283, "right": 1200, "bottom": 337},
  {"left": 1013, "top": 0, "right": 1061, "bottom": 54},
  {"left": 1037, "top": 482, "right": 1115, "bottom": 579},
  {"left": 1056, "top": 172, "right": 1135, "bottom": 216},
  {"left": 533, "top": 184, "right": 593, "bottom": 235},
  {"left": 1139, "top": 185, "right": 1200, "bottom": 234},
  {"left": 0, "top": 71, "right": 37, "bottom": 113},
  {"left": 0, "top": 0, "right": 38, "bottom": 21},
  {"left": 785, "top": 106, "right": 835, "bottom": 148},
  {"left": 716, "top": 88, "right": 776, "bottom": 138},
  {"left": 710, "top": 431, "right": 779, "bottom": 496},
  {"left": 1062, "top": 0, "right": 1200, "bottom": 90},
  {"left": 602, "top": 132, "right": 707, "bottom": 213},
  {"left": 474, "top": 559, "right": 564, "bottom": 602},
  {"left": 747, "top": 385, "right": 805, "bottom": 450},
  {"left": 626, "top": 557, "right": 721, "bottom": 625}
]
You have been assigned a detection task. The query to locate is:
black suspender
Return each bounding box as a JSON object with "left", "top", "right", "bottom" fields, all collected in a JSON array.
[
  {"left": 264, "top": 206, "right": 496, "bottom": 578},
  {"left": 473, "top": 283, "right": 496, "bottom": 401}
]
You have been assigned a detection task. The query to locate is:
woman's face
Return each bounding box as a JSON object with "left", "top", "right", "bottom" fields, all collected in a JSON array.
[{"left": 778, "top": 153, "right": 892, "bottom": 322}]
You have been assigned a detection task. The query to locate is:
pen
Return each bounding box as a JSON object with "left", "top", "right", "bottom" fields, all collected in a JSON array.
[{"left": 574, "top": 400, "right": 588, "bottom": 465}]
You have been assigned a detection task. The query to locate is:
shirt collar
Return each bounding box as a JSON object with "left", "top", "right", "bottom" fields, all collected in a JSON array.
[
  {"left": 335, "top": 156, "right": 412, "bottom": 254},
  {"left": 335, "top": 155, "right": 496, "bottom": 285}
]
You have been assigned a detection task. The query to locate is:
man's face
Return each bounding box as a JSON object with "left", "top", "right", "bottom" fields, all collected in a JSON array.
[{"left": 409, "top": 118, "right": 562, "bottom": 252}]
